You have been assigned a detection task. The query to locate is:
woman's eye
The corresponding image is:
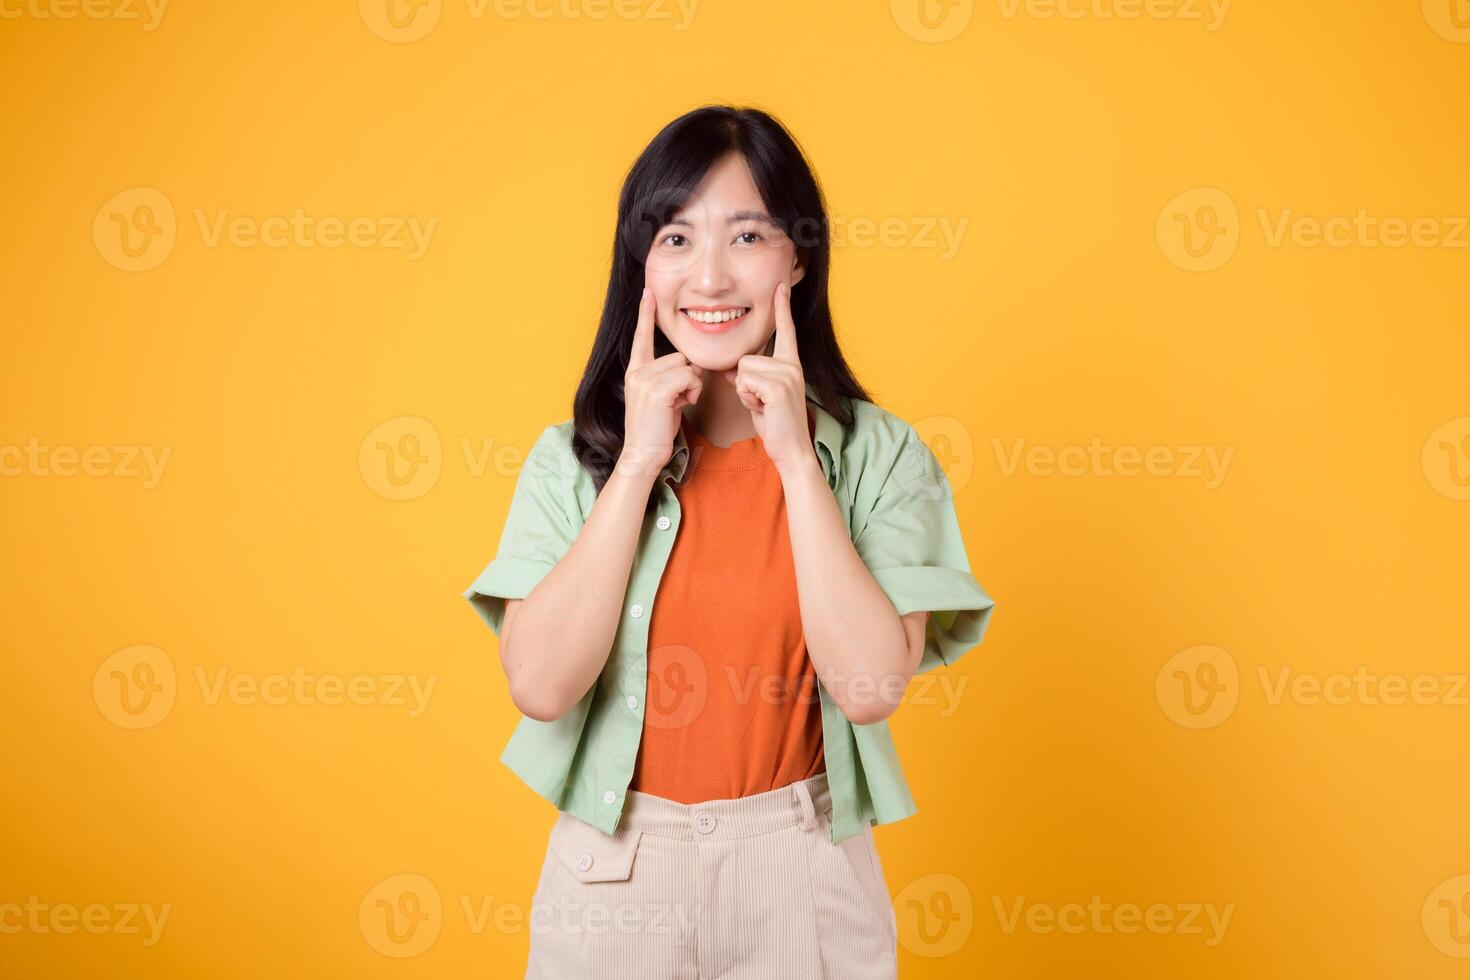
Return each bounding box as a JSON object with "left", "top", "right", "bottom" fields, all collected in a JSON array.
[
  {"left": 736, "top": 231, "right": 762, "bottom": 245},
  {"left": 661, "top": 234, "right": 688, "bottom": 248}
]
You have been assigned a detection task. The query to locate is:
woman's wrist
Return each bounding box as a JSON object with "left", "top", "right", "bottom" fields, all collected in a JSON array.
[
  {"left": 776, "top": 450, "right": 826, "bottom": 490},
  {"left": 611, "top": 445, "right": 670, "bottom": 483}
]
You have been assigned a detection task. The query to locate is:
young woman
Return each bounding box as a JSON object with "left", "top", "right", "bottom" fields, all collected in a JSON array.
[{"left": 464, "top": 104, "right": 996, "bottom": 979}]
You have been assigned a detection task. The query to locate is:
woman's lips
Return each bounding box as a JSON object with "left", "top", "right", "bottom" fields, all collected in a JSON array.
[{"left": 680, "top": 307, "right": 751, "bottom": 334}]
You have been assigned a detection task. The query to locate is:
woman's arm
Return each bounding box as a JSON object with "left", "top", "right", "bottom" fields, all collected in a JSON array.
[
  {"left": 780, "top": 455, "right": 927, "bottom": 726},
  {"left": 502, "top": 287, "right": 702, "bottom": 722},
  {"left": 498, "top": 461, "right": 661, "bottom": 722}
]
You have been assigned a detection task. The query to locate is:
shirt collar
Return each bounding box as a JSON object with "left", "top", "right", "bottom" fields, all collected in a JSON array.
[{"left": 662, "top": 381, "right": 844, "bottom": 488}]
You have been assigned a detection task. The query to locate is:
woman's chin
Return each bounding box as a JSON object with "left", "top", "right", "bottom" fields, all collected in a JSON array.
[{"left": 673, "top": 331, "right": 764, "bottom": 370}]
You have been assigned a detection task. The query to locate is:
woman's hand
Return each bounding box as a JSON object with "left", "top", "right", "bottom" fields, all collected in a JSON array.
[
  {"left": 724, "top": 280, "right": 815, "bottom": 472},
  {"left": 620, "top": 286, "right": 703, "bottom": 478}
]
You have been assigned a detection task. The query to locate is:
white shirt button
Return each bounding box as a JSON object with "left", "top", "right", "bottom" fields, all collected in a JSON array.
[
  {"left": 693, "top": 810, "right": 717, "bottom": 834},
  {"left": 656, "top": 516, "right": 671, "bottom": 530},
  {"left": 577, "top": 853, "right": 594, "bottom": 872},
  {"left": 603, "top": 790, "right": 616, "bottom": 806},
  {"left": 626, "top": 695, "right": 639, "bottom": 710},
  {"left": 630, "top": 604, "right": 644, "bottom": 618}
]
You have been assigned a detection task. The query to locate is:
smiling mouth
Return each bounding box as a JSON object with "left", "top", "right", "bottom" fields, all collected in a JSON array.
[{"left": 680, "top": 306, "right": 751, "bottom": 325}]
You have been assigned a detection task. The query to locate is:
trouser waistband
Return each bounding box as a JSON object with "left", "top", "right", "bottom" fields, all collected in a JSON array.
[{"left": 620, "top": 771, "right": 832, "bottom": 842}]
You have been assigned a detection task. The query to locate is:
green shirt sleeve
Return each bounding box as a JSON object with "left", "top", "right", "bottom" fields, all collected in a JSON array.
[
  {"left": 852, "top": 427, "right": 996, "bottom": 674},
  {"left": 463, "top": 424, "right": 584, "bottom": 638}
]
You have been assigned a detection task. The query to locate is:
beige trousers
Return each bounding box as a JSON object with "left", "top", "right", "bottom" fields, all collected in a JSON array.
[{"left": 525, "top": 771, "right": 899, "bottom": 979}]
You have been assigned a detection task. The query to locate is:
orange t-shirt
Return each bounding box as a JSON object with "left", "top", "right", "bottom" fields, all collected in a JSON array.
[{"left": 629, "top": 408, "right": 826, "bottom": 803}]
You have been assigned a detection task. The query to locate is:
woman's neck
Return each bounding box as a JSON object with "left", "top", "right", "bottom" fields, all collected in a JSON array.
[{"left": 681, "top": 372, "right": 757, "bottom": 448}]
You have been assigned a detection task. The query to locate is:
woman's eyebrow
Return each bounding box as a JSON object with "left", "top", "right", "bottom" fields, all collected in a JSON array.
[
  {"left": 726, "top": 209, "right": 776, "bottom": 224},
  {"left": 665, "top": 209, "right": 777, "bottom": 227}
]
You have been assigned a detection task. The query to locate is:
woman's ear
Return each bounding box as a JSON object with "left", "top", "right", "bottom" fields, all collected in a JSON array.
[{"left": 789, "top": 252, "right": 807, "bottom": 288}]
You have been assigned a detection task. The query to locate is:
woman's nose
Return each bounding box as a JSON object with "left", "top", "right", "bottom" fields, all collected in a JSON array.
[{"left": 691, "top": 239, "right": 731, "bottom": 291}]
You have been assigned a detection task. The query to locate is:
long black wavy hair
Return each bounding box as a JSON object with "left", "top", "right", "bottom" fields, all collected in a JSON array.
[{"left": 571, "top": 104, "right": 873, "bottom": 513}]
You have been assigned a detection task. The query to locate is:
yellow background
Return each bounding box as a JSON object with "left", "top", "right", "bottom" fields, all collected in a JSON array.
[{"left": 3, "top": 0, "right": 1469, "bottom": 976}]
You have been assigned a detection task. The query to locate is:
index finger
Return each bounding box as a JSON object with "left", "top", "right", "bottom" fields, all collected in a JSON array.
[
  {"left": 630, "top": 286, "right": 656, "bottom": 369},
  {"left": 771, "top": 280, "right": 799, "bottom": 364}
]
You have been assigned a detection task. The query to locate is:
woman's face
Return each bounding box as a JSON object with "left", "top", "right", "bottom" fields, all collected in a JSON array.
[{"left": 644, "top": 152, "right": 806, "bottom": 370}]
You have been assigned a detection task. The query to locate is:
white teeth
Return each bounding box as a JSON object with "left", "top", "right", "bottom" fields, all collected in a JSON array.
[{"left": 683, "top": 307, "right": 748, "bottom": 324}]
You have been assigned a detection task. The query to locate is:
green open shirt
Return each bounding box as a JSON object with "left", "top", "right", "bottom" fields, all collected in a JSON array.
[{"left": 463, "top": 383, "right": 996, "bottom": 843}]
